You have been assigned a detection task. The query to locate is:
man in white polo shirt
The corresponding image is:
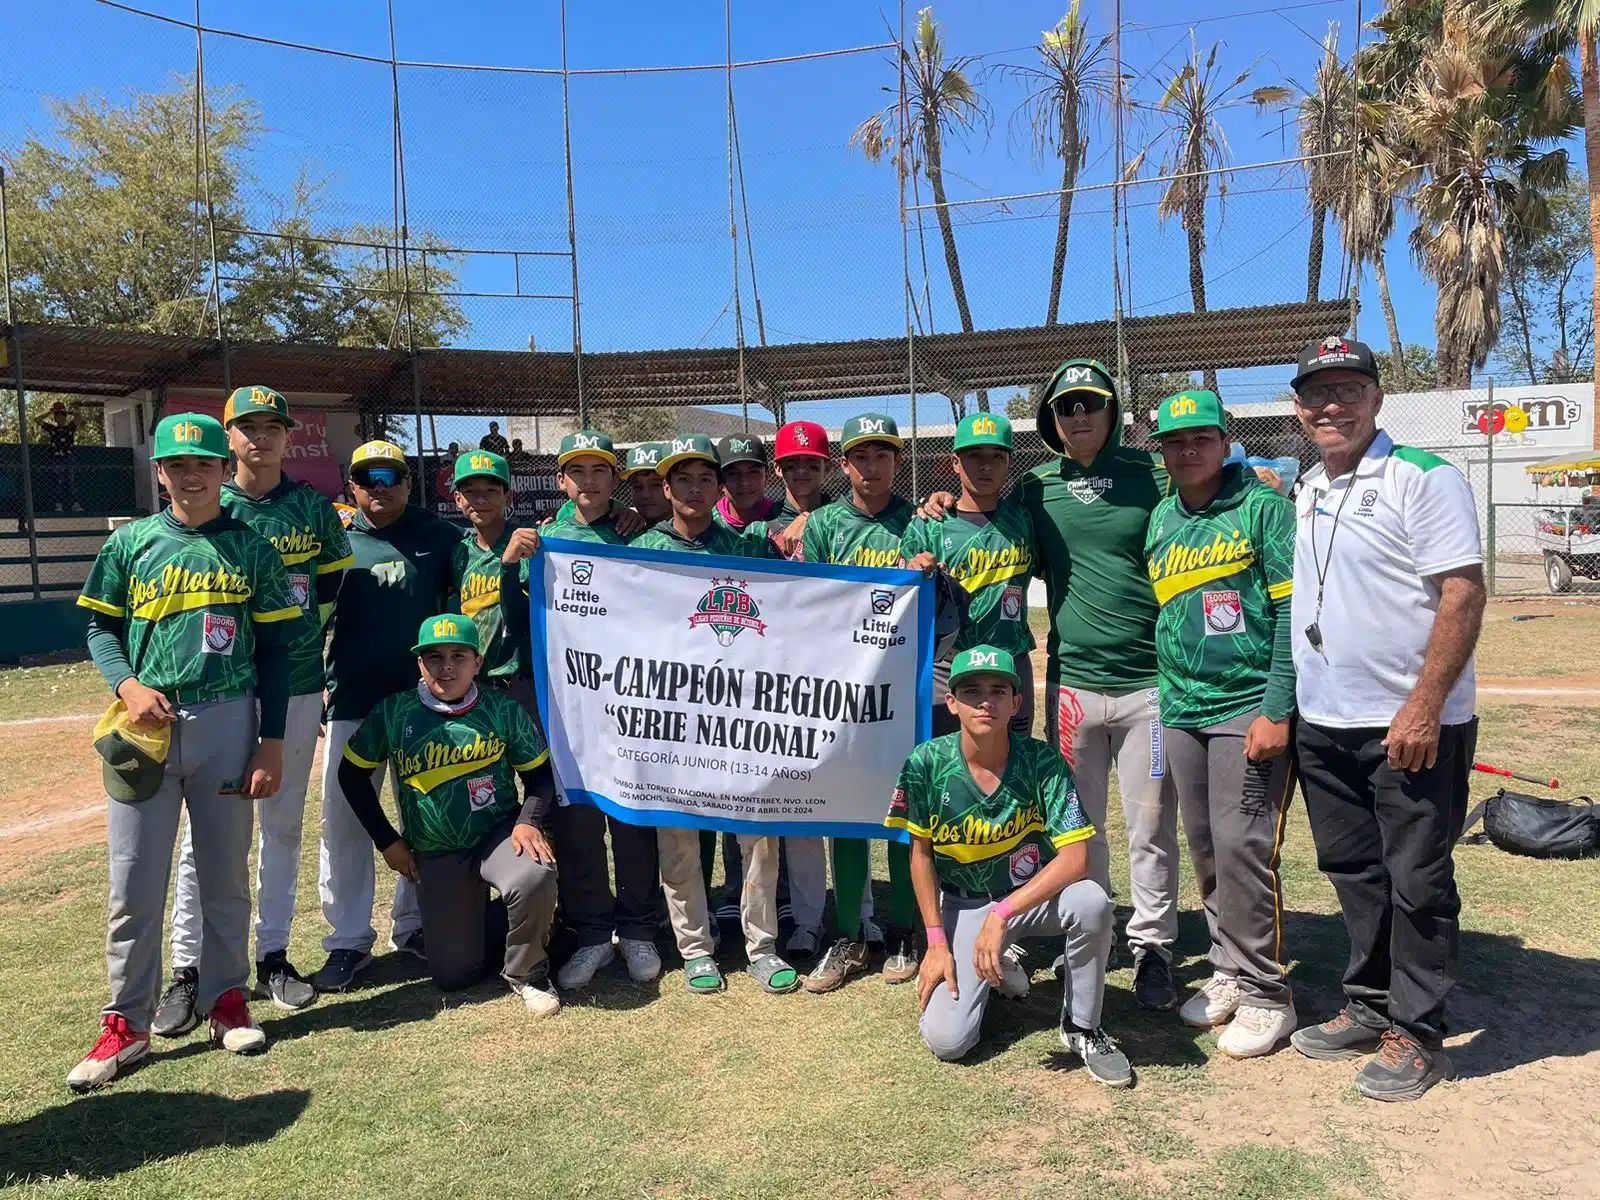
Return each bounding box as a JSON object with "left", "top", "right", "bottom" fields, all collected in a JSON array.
[{"left": 1284, "top": 335, "right": 1485, "bottom": 1103}]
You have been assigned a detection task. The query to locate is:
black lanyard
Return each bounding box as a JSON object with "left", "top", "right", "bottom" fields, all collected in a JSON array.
[{"left": 1305, "top": 469, "right": 1358, "bottom": 657}]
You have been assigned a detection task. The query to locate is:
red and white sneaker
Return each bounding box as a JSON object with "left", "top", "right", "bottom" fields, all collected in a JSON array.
[
  {"left": 208, "top": 987, "right": 267, "bottom": 1055},
  {"left": 67, "top": 1015, "right": 150, "bottom": 1091}
]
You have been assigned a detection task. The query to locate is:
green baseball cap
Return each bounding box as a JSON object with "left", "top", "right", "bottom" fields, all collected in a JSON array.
[
  {"left": 412, "top": 612, "right": 483, "bottom": 655},
  {"left": 223, "top": 384, "right": 296, "bottom": 428},
  {"left": 622, "top": 442, "right": 666, "bottom": 479},
  {"left": 557, "top": 429, "right": 619, "bottom": 469},
  {"left": 1154, "top": 389, "right": 1228, "bottom": 438},
  {"left": 152, "top": 413, "right": 229, "bottom": 461},
  {"left": 840, "top": 413, "right": 904, "bottom": 452},
  {"left": 94, "top": 700, "right": 170, "bottom": 804},
  {"left": 716, "top": 434, "right": 767, "bottom": 468},
  {"left": 947, "top": 644, "right": 1020, "bottom": 689},
  {"left": 1037, "top": 358, "right": 1118, "bottom": 456},
  {"left": 657, "top": 433, "right": 721, "bottom": 475},
  {"left": 454, "top": 449, "right": 511, "bottom": 488},
  {"left": 953, "top": 411, "right": 1014, "bottom": 452}
]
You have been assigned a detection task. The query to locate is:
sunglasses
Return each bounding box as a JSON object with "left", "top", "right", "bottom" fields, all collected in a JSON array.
[
  {"left": 353, "top": 466, "right": 405, "bottom": 488},
  {"left": 1051, "top": 392, "right": 1110, "bottom": 416},
  {"left": 1295, "top": 380, "right": 1372, "bottom": 409}
]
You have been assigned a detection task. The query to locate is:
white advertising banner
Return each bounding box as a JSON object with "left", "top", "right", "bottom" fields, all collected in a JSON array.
[{"left": 531, "top": 538, "right": 933, "bottom": 839}]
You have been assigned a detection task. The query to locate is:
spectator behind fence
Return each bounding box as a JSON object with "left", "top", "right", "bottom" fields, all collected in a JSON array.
[
  {"left": 41, "top": 400, "right": 80, "bottom": 512},
  {"left": 480, "top": 422, "right": 510, "bottom": 457}
]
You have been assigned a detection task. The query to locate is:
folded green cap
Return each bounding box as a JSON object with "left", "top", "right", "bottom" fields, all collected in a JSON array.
[
  {"left": 1154, "top": 389, "right": 1228, "bottom": 438},
  {"left": 657, "top": 433, "right": 721, "bottom": 475},
  {"left": 558, "top": 430, "right": 618, "bottom": 469},
  {"left": 223, "top": 385, "right": 296, "bottom": 428},
  {"left": 94, "top": 701, "right": 170, "bottom": 803},
  {"left": 412, "top": 612, "right": 482, "bottom": 655},
  {"left": 953, "top": 411, "right": 1014, "bottom": 452},
  {"left": 454, "top": 449, "right": 510, "bottom": 487},
  {"left": 152, "top": 413, "right": 230, "bottom": 461},
  {"left": 622, "top": 442, "right": 666, "bottom": 478},
  {"left": 716, "top": 434, "right": 767, "bottom": 467},
  {"left": 840, "top": 413, "right": 903, "bottom": 452},
  {"left": 947, "top": 644, "right": 1020, "bottom": 689}
]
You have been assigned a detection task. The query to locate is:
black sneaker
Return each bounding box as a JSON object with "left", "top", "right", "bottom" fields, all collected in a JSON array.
[
  {"left": 311, "top": 948, "right": 374, "bottom": 993},
  {"left": 1355, "top": 1030, "right": 1453, "bottom": 1102},
  {"left": 1133, "top": 952, "right": 1177, "bottom": 1011},
  {"left": 388, "top": 929, "right": 426, "bottom": 962},
  {"left": 1290, "top": 1006, "right": 1388, "bottom": 1061},
  {"left": 151, "top": 967, "right": 200, "bottom": 1038},
  {"left": 256, "top": 951, "right": 317, "bottom": 1010},
  {"left": 1060, "top": 1020, "right": 1134, "bottom": 1088}
]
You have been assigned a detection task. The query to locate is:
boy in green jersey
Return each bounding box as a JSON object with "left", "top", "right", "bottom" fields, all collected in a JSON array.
[
  {"left": 622, "top": 441, "right": 672, "bottom": 526},
  {"left": 70, "top": 413, "right": 301, "bottom": 1090},
  {"left": 889, "top": 646, "right": 1130, "bottom": 1085},
  {"left": 1145, "top": 391, "right": 1298, "bottom": 1058},
  {"left": 451, "top": 449, "right": 528, "bottom": 699},
  {"left": 799, "top": 413, "right": 922, "bottom": 993},
  {"left": 901, "top": 411, "right": 1034, "bottom": 738},
  {"left": 337, "top": 614, "right": 561, "bottom": 1015},
  {"left": 156, "top": 387, "right": 353, "bottom": 1034}
]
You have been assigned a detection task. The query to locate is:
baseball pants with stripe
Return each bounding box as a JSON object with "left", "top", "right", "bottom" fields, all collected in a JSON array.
[{"left": 1164, "top": 713, "right": 1295, "bottom": 1010}]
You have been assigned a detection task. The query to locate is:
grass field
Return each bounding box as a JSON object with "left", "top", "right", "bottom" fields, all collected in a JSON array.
[{"left": 1, "top": 622, "right": 1597, "bottom": 1199}]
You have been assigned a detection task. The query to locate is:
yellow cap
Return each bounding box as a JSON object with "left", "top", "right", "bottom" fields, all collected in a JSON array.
[{"left": 350, "top": 440, "right": 408, "bottom": 470}]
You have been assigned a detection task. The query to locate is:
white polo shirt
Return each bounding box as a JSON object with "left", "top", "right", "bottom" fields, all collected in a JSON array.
[{"left": 1291, "top": 430, "right": 1482, "bottom": 728}]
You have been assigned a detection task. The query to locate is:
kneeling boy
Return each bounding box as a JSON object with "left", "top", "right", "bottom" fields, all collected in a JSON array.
[
  {"left": 337, "top": 614, "right": 561, "bottom": 1014},
  {"left": 890, "top": 646, "right": 1132, "bottom": 1086}
]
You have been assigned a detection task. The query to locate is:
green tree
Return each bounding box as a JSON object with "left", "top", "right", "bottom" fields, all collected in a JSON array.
[
  {"left": 1497, "top": 173, "right": 1595, "bottom": 381},
  {"left": 1003, "top": 389, "right": 1034, "bottom": 422},
  {"left": 1374, "top": 343, "right": 1441, "bottom": 389}
]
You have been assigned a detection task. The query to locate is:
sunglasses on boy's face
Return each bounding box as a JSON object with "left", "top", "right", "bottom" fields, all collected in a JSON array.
[
  {"left": 1051, "top": 392, "right": 1109, "bottom": 416},
  {"left": 353, "top": 466, "right": 405, "bottom": 489}
]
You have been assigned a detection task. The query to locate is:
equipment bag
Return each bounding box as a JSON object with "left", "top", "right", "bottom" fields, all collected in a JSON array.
[{"left": 1461, "top": 789, "right": 1598, "bottom": 859}]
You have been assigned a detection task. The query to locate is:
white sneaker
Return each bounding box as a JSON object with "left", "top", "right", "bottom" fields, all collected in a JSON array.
[
  {"left": 1217, "top": 1004, "right": 1296, "bottom": 1058},
  {"left": 998, "top": 945, "right": 1030, "bottom": 1000},
  {"left": 1179, "top": 973, "right": 1242, "bottom": 1028},
  {"left": 518, "top": 980, "right": 562, "bottom": 1017},
  {"left": 619, "top": 937, "right": 662, "bottom": 982},
  {"left": 556, "top": 942, "right": 615, "bottom": 989},
  {"left": 786, "top": 925, "right": 823, "bottom": 958}
]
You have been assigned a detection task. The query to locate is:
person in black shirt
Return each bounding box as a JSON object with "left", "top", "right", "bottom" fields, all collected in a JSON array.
[
  {"left": 480, "top": 422, "right": 510, "bottom": 457},
  {"left": 41, "top": 400, "right": 79, "bottom": 512}
]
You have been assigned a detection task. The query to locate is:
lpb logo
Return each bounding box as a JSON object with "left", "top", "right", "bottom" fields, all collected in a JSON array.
[{"left": 688, "top": 578, "right": 766, "bottom": 647}]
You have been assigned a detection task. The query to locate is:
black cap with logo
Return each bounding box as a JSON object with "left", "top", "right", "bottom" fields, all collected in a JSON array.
[{"left": 1292, "top": 334, "right": 1381, "bottom": 389}]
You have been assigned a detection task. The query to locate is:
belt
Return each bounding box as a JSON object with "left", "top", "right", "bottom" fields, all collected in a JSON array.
[
  {"left": 170, "top": 685, "right": 249, "bottom": 707},
  {"left": 949, "top": 886, "right": 1015, "bottom": 904}
]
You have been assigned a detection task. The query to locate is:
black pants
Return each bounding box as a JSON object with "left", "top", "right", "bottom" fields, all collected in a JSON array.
[
  {"left": 548, "top": 803, "right": 660, "bottom": 947},
  {"left": 1296, "top": 718, "right": 1477, "bottom": 1049}
]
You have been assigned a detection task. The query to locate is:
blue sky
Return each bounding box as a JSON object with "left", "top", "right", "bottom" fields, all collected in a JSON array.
[{"left": 0, "top": 0, "right": 1577, "bottom": 440}]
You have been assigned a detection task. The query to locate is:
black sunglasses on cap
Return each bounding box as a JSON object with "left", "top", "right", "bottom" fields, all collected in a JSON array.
[
  {"left": 1051, "top": 391, "right": 1111, "bottom": 416},
  {"left": 352, "top": 465, "right": 405, "bottom": 488}
]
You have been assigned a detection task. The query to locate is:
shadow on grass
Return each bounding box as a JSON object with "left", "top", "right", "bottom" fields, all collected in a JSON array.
[{"left": 1, "top": 1089, "right": 310, "bottom": 1184}]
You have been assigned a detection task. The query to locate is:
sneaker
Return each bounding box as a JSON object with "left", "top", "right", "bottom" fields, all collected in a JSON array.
[
  {"left": 151, "top": 967, "right": 200, "bottom": 1038},
  {"left": 557, "top": 942, "right": 615, "bottom": 990},
  {"left": 1060, "top": 1022, "right": 1134, "bottom": 1088},
  {"left": 256, "top": 951, "right": 317, "bottom": 1011},
  {"left": 1133, "top": 952, "right": 1177, "bottom": 1011},
  {"left": 310, "top": 948, "right": 374, "bottom": 993},
  {"left": 1355, "top": 1031, "right": 1452, "bottom": 1102},
  {"left": 208, "top": 987, "right": 267, "bottom": 1055},
  {"left": 66, "top": 1015, "right": 150, "bottom": 1091},
  {"left": 618, "top": 937, "right": 662, "bottom": 982},
  {"left": 1290, "top": 1006, "right": 1388, "bottom": 1061},
  {"left": 862, "top": 916, "right": 886, "bottom": 950},
  {"left": 803, "top": 938, "right": 869, "bottom": 993},
  {"left": 517, "top": 978, "right": 562, "bottom": 1018},
  {"left": 881, "top": 927, "right": 919, "bottom": 985},
  {"left": 389, "top": 929, "right": 426, "bottom": 962},
  {"left": 1217, "top": 1004, "right": 1296, "bottom": 1058},
  {"left": 1179, "top": 973, "right": 1241, "bottom": 1029},
  {"left": 998, "top": 945, "right": 1030, "bottom": 1000},
  {"left": 786, "top": 925, "right": 823, "bottom": 959}
]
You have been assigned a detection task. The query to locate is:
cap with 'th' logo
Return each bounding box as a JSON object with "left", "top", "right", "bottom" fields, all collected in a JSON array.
[
  {"left": 1153, "top": 389, "right": 1228, "bottom": 438},
  {"left": 412, "top": 612, "right": 483, "bottom": 654},
  {"left": 840, "top": 412, "right": 904, "bottom": 452},
  {"left": 557, "top": 429, "right": 619, "bottom": 469},
  {"left": 453, "top": 449, "right": 511, "bottom": 487},
  {"left": 152, "top": 413, "right": 229, "bottom": 461},
  {"left": 947, "top": 643, "right": 1020, "bottom": 689},
  {"left": 953, "top": 411, "right": 1014, "bottom": 452}
]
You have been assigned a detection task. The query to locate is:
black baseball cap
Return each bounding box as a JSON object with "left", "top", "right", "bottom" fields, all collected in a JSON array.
[
  {"left": 716, "top": 434, "right": 767, "bottom": 468},
  {"left": 1292, "top": 335, "right": 1381, "bottom": 389}
]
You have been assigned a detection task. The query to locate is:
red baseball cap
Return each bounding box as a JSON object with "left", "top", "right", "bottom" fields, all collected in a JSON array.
[{"left": 775, "top": 420, "right": 830, "bottom": 462}]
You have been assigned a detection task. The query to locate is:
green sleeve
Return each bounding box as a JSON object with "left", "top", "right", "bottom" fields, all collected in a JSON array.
[
  {"left": 799, "top": 508, "right": 827, "bottom": 564},
  {"left": 1259, "top": 492, "right": 1298, "bottom": 722},
  {"left": 250, "top": 536, "right": 299, "bottom": 738},
  {"left": 899, "top": 517, "right": 932, "bottom": 563},
  {"left": 1036, "top": 743, "right": 1093, "bottom": 848},
  {"left": 449, "top": 539, "right": 469, "bottom": 611},
  {"left": 343, "top": 697, "right": 393, "bottom": 769},
  {"left": 317, "top": 501, "right": 355, "bottom": 575},
  {"left": 77, "top": 526, "right": 130, "bottom": 620},
  {"left": 86, "top": 611, "right": 135, "bottom": 695},
  {"left": 885, "top": 748, "right": 926, "bottom": 835},
  {"left": 507, "top": 699, "right": 549, "bottom": 771},
  {"left": 556, "top": 498, "right": 577, "bottom": 522}
]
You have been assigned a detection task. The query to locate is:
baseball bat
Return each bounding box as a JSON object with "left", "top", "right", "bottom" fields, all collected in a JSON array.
[{"left": 1472, "top": 762, "right": 1559, "bottom": 790}]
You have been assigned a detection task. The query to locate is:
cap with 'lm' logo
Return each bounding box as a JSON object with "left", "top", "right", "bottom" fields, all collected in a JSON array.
[
  {"left": 656, "top": 433, "right": 721, "bottom": 475},
  {"left": 412, "top": 613, "right": 483, "bottom": 654},
  {"left": 623, "top": 442, "right": 666, "bottom": 479},
  {"left": 840, "top": 413, "right": 904, "bottom": 452},
  {"left": 557, "top": 429, "right": 619, "bottom": 469},
  {"left": 947, "top": 644, "right": 1020, "bottom": 689},
  {"left": 223, "top": 384, "right": 297, "bottom": 428}
]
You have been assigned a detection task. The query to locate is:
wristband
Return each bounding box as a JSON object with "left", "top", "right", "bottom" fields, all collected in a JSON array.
[
  {"left": 925, "top": 926, "right": 948, "bottom": 947},
  {"left": 992, "top": 897, "right": 1017, "bottom": 922}
]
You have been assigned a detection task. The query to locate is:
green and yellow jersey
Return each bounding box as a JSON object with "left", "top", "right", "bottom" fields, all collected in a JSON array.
[
  {"left": 452, "top": 522, "right": 524, "bottom": 679},
  {"left": 900, "top": 498, "right": 1036, "bottom": 659},
  {"left": 630, "top": 520, "right": 778, "bottom": 558},
  {"left": 798, "top": 496, "right": 912, "bottom": 569}
]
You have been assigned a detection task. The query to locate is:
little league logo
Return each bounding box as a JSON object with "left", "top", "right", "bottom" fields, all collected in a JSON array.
[
  {"left": 688, "top": 578, "right": 767, "bottom": 647},
  {"left": 571, "top": 560, "right": 594, "bottom": 585},
  {"left": 870, "top": 588, "right": 894, "bottom": 616}
]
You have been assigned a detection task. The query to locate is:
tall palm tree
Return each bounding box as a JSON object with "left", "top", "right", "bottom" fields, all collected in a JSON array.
[
  {"left": 995, "top": 2, "right": 1114, "bottom": 325},
  {"left": 1129, "top": 37, "right": 1289, "bottom": 389},
  {"left": 1295, "top": 25, "right": 1351, "bottom": 302},
  {"left": 855, "top": 6, "right": 992, "bottom": 409}
]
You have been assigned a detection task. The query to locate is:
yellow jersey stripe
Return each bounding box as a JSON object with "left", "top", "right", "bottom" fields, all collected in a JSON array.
[
  {"left": 77, "top": 595, "right": 125, "bottom": 617},
  {"left": 459, "top": 590, "right": 500, "bottom": 618},
  {"left": 513, "top": 749, "right": 550, "bottom": 772},
  {"left": 405, "top": 748, "right": 506, "bottom": 795},
  {"left": 317, "top": 553, "right": 356, "bottom": 575},
  {"left": 893, "top": 819, "right": 933, "bottom": 839},
  {"left": 958, "top": 561, "right": 1031, "bottom": 593},
  {"left": 932, "top": 820, "right": 1047, "bottom": 863},
  {"left": 342, "top": 746, "right": 381, "bottom": 769},
  {"left": 252, "top": 606, "right": 303, "bottom": 624},
  {"left": 281, "top": 548, "right": 320, "bottom": 567},
  {"left": 1267, "top": 579, "right": 1293, "bottom": 601},
  {"left": 1151, "top": 557, "right": 1252, "bottom": 606},
  {"left": 132, "top": 590, "right": 251, "bottom": 622},
  {"left": 1051, "top": 826, "right": 1096, "bottom": 849}
]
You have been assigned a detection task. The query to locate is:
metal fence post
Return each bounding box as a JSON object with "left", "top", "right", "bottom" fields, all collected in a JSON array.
[
  {"left": 1485, "top": 377, "right": 1496, "bottom": 597},
  {"left": 9, "top": 325, "right": 42, "bottom": 601}
]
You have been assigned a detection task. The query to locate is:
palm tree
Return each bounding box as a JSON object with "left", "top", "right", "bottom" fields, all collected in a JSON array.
[
  {"left": 1129, "top": 37, "right": 1289, "bottom": 389},
  {"left": 994, "top": 2, "right": 1114, "bottom": 325},
  {"left": 1292, "top": 25, "right": 1353, "bottom": 302},
  {"left": 855, "top": 7, "right": 991, "bottom": 409}
]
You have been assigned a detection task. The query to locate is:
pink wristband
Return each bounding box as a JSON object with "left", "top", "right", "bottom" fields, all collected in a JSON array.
[
  {"left": 992, "top": 898, "right": 1017, "bottom": 921},
  {"left": 925, "top": 926, "right": 949, "bottom": 947}
]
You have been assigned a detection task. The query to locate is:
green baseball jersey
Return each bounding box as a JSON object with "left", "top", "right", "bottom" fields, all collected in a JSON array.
[
  {"left": 220, "top": 479, "right": 353, "bottom": 696},
  {"left": 544, "top": 509, "right": 633, "bottom": 546},
  {"left": 900, "top": 498, "right": 1036, "bottom": 658},
  {"left": 886, "top": 732, "right": 1093, "bottom": 895},
  {"left": 452, "top": 522, "right": 524, "bottom": 679},
  {"left": 631, "top": 520, "right": 778, "bottom": 558},
  {"left": 77, "top": 510, "right": 301, "bottom": 701},
  {"left": 343, "top": 687, "right": 549, "bottom": 853},
  {"left": 798, "top": 496, "right": 913, "bottom": 567},
  {"left": 1018, "top": 447, "right": 1171, "bottom": 691},
  {"left": 1145, "top": 466, "right": 1296, "bottom": 729}
]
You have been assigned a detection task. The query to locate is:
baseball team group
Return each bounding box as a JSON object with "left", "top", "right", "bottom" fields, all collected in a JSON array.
[{"left": 65, "top": 331, "right": 1485, "bottom": 1106}]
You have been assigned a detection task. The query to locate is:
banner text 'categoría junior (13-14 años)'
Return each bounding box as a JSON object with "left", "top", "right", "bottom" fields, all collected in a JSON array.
[{"left": 531, "top": 538, "right": 933, "bottom": 839}]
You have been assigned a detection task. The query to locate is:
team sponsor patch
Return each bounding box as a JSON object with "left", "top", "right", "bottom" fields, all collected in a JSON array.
[
  {"left": 1009, "top": 842, "right": 1041, "bottom": 886},
  {"left": 202, "top": 613, "right": 237, "bottom": 656},
  {"left": 1054, "top": 687, "right": 1086, "bottom": 767},
  {"left": 1000, "top": 585, "right": 1023, "bottom": 621},
  {"left": 467, "top": 776, "right": 497, "bottom": 811},
  {"left": 1065, "top": 476, "right": 1111, "bottom": 505},
  {"left": 217, "top": 776, "right": 244, "bottom": 796},
  {"left": 1147, "top": 688, "right": 1165, "bottom": 778},
  {"left": 1202, "top": 589, "right": 1244, "bottom": 636},
  {"left": 288, "top": 573, "right": 311, "bottom": 609}
]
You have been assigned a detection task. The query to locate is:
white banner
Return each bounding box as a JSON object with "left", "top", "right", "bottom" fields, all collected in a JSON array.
[{"left": 531, "top": 538, "right": 933, "bottom": 838}]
